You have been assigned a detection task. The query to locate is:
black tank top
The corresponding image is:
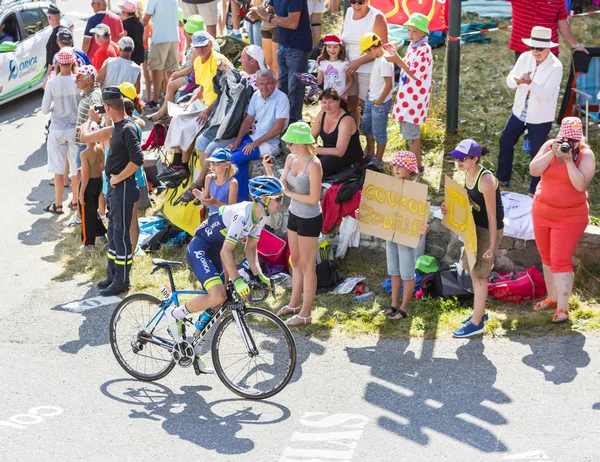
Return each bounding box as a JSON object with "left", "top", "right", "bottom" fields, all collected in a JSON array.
[
  {"left": 319, "top": 112, "right": 363, "bottom": 165},
  {"left": 466, "top": 167, "right": 504, "bottom": 230}
]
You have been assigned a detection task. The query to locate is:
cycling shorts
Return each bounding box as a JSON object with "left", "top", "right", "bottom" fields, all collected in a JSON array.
[{"left": 186, "top": 236, "right": 224, "bottom": 290}]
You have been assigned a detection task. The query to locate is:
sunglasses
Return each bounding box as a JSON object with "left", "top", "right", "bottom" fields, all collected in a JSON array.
[
  {"left": 209, "top": 161, "right": 226, "bottom": 166},
  {"left": 350, "top": 0, "right": 366, "bottom": 4},
  {"left": 529, "top": 47, "right": 546, "bottom": 52},
  {"left": 269, "top": 195, "right": 284, "bottom": 203}
]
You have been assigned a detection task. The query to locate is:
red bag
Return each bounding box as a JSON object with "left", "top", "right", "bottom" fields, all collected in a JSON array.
[
  {"left": 255, "top": 229, "right": 287, "bottom": 266},
  {"left": 488, "top": 267, "right": 546, "bottom": 303}
]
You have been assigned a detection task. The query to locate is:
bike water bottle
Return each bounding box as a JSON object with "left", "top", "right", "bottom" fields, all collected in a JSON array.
[
  {"left": 354, "top": 292, "right": 375, "bottom": 303},
  {"left": 522, "top": 131, "right": 530, "bottom": 153},
  {"left": 194, "top": 308, "right": 215, "bottom": 330}
]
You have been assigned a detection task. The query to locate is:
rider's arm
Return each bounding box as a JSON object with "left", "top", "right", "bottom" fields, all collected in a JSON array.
[
  {"left": 220, "top": 240, "right": 241, "bottom": 281},
  {"left": 244, "top": 236, "right": 262, "bottom": 277}
]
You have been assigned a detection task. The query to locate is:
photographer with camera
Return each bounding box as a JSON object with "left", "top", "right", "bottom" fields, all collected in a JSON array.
[{"left": 529, "top": 117, "right": 596, "bottom": 324}]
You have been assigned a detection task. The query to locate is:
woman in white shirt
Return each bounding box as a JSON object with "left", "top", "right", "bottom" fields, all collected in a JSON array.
[{"left": 497, "top": 26, "right": 563, "bottom": 196}]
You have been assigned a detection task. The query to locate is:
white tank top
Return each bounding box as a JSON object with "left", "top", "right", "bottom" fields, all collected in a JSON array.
[{"left": 342, "top": 6, "right": 384, "bottom": 74}]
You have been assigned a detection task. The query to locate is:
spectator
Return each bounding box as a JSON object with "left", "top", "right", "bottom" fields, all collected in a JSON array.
[
  {"left": 307, "top": 0, "right": 325, "bottom": 47},
  {"left": 141, "top": 10, "right": 153, "bottom": 102},
  {"left": 42, "top": 48, "right": 81, "bottom": 215},
  {"left": 77, "top": 121, "right": 107, "bottom": 251},
  {"left": 356, "top": 151, "right": 428, "bottom": 321},
  {"left": 143, "top": 0, "right": 180, "bottom": 109},
  {"left": 45, "top": 4, "right": 67, "bottom": 82},
  {"left": 509, "top": 0, "right": 588, "bottom": 59},
  {"left": 178, "top": 8, "right": 186, "bottom": 64},
  {"left": 201, "top": 148, "right": 239, "bottom": 216},
  {"left": 0, "top": 22, "right": 14, "bottom": 44},
  {"left": 246, "top": 0, "right": 264, "bottom": 46},
  {"left": 497, "top": 27, "right": 563, "bottom": 196},
  {"left": 530, "top": 117, "right": 595, "bottom": 323},
  {"left": 83, "top": 0, "right": 124, "bottom": 60},
  {"left": 328, "top": 0, "right": 339, "bottom": 16},
  {"left": 229, "top": 0, "right": 244, "bottom": 39},
  {"left": 90, "top": 24, "right": 120, "bottom": 70},
  {"left": 181, "top": 0, "right": 219, "bottom": 39},
  {"left": 269, "top": 122, "right": 323, "bottom": 326},
  {"left": 182, "top": 14, "right": 206, "bottom": 50},
  {"left": 310, "top": 88, "right": 362, "bottom": 177},
  {"left": 240, "top": 44, "right": 266, "bottom": 89},
  {"left": 388, "top": 13, "right": 432, "bottom": 172},
  {"left": 249, "top": 0, "right": 313, "bottom": 123},
  {"left": 120, "top": 0, "right": 145, "bottom": 66},
  {"left": 444, "top": 140, "right": 504, "bottom": 338},
  {"left": 97, "top": 37, "right": 142, "bottom": 92},
  {"left": 51, "top": 29, "right": 91, "bottom": 78},
  {"left": 341, "top": 0, "right": 387, "bottom": 124},
  {"left": 260, "top": 17, "right": 279, "bottom": 75},
  {"left": 359, "top": 33, "right": 394, "bottom": 165},
  {"left": 316, "top": 34, "right": 354, "bottom": 97}
]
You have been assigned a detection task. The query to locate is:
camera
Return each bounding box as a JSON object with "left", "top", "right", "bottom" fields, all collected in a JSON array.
[{"left": 560, "top": 142, "right": 571, "bottom": 153}]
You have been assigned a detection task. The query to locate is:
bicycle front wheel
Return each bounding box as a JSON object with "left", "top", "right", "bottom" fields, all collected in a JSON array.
[
  {"left": 109, "top": 294, "right": 176, "bottom": 381},
  {"left": 212, "top": 307, "right": 297, "bottom": 400}
]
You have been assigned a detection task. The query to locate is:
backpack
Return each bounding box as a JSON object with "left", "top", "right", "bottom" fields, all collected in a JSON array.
[
  {"left": 316, "top": 260, "right": 341, "bottom": 293},
  {"left": 488, "top": 267, "right": 546, "bottom": 303},
  {"left": 416, "top": 264, "right": 474, "bottom": 299}
]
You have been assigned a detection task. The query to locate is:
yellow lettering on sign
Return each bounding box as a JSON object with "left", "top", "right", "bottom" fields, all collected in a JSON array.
[{"left": 447, "top": 189, "right": 468, "bottom": 232}]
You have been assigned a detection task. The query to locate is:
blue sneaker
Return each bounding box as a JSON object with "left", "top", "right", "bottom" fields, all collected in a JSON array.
[
  {"left": 453, "top": 320, "right": 485, "bottom": 338},
  {"left": 229, "top": 31, "right": 242, "bottom": 39},
  {"left": 461, "top": 313, "right": 489, "bottom": 325}
]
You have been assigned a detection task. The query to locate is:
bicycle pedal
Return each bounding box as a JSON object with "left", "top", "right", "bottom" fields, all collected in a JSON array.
[{"left": 193, "top": 359, "right": 201, "bottom": 376}]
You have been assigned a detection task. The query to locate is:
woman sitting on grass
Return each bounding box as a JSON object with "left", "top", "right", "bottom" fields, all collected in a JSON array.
[{"left": 195, "top": 148, "right": 239, "bottom": 216}]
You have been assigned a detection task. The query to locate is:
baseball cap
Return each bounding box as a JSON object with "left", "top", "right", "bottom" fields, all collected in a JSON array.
[
  {"left": 102, "top": 86, "right": 123, "bottom": 102},
  {"left": 48, "top": 4, "right": 61, "bottom": 15},
  {"left": 206, "top": 148, "right": 233, "bottom": 163},
  {"left": 90, "top": 24, "right": 111, "bottom": 36},
  {"left": 558, "top": 117, "right": 584, "bottom": 140},
  {"left": 281, "top": 122, "right": 316, "bottom": 145},
  {"left": 403, "top": 12, "right": 430, "bottom": 33},
  {"left": 359, "top": 33, "right": 382, "bottom": 55},
  {"left": 119, "top": 0, "right": 139, "bottom": 13},
  {"left": 55, "top": 47, "right": 76, "bottom": 65},
  {"left": 323, "top": 34, "right": 342, "bottom": 45},
  {"left": 191, "top": 30, "right": 211, "bottom": 48},
  {"left": 76, "top": 65, "right": 97, "bottom": 77},
  {"left": 118, "top": 36, "right": 135, "bottom": 50},
  {"left": 184, "top": 15, "right": 205, "bottom": 35},
  {"left": 245, "top": 45, "right": 266, "bottom": 70},
  {"left": 57, "top": 29, "right": 73, "bottom": 45},
  {"left": 389, "top": 150, "right": 418, "bottom": 173},
  {"left": 448, "top": 139, "right": 483, "bottom": 159},
  {"left": 118, "top": 82, "right": 137, "bottom": 101}
]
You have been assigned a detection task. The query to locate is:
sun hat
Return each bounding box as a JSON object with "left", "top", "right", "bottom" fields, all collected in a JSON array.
[
  {"left": 323, "top": 34, "right": 342, "bottom": 45},
  {"left": 359, "top": 33, "right": 381, "bottom": 55},
  {"left": 558, "top": 117, "right": 584, "bottom": 140},
  {"left": 192, "top": 30, "right": 211, "bottom": 48},
  {"left": 118, "top": 82, "right": 137, "bottom": 100},
  {"left": 403, "top": 12, "right": 430, "bottom": 34},
  {"left": 389, "top": 150, "right": 418, "bottom": 173},
  {"left": 281, "top": 122, "right": 316, "bottom": 145},
  {"left": 245, "top": 45, "right": 266, "bottom": 70},
  {"left": 184, "top": 15, "right": 205, "bottom": 35},
  {"left": 119, "top": 0, "right": 139, "bottom": 13},
  {"left": 416, "top": 255, "right": 439, "bottom": 274},
  {"left": 55, "top": 47, "right": 76, "bottom": 65},
  {"left": 118, "top": 36, "right": 135, "bottom": 50},
  {"left": 57, "top": 29, "right": 73, "bottom": 45},
  {"left": 207, "top": 148, "right": 233, "bottom": 163},
  {"left": 521, "top": 26, "right": 558, "bottom": 49},
  {"left": 448, "top": 139, "right": 483, "bottom": 159},
  {"left": 76, "top": 65, "right": 97, "bottom": 77},
  {"left": 90, "top": 24, "right": 111, "bottom": 36}
]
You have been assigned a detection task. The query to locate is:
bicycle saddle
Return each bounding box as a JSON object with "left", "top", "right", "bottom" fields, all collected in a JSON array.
[{"left": 151, "top": 258, "right": 183, "bottom": 268}]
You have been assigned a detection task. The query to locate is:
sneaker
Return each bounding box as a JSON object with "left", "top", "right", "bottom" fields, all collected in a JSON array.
[
  {"left": 453, "top": 320, "right": 485, "bottom": 338},
  {"left": 461, "top": 313, "right": 489, "bottom": 325},
  {"left": 157, "top": 165, "right": 189, "bottom": 181},
  {"left": 418, "top": 166, "right": 425, "bottom": 174},
  {"left": 196, "top": 355, "right": 215, "bottom": 374},
  {"left": 79, "top": 245, "right": 94, "bottom": 252},
  {"left": 145, "top": 101, "right": 159, "bottom": 110},
  {"left": 63, "top": 215, "right": 82, "bottom": 227},
  {"left": 229, "top": 31, "right": 242, "bottom": 39},
  {"left": 165, "top": 306, "right": 184, "bottom": 342}
]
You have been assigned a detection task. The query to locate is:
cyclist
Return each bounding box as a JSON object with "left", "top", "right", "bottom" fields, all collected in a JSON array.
[{"left": 165, "top": 175, "right": 285, "bottom": 372}]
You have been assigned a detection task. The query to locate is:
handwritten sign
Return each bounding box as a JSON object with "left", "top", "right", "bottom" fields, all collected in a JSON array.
[
  {"left": 357, "top": 170, "right": 429, "bottom": 249},
  {"left": 441, "top": 175, "right": 477, "bottom": 270}
]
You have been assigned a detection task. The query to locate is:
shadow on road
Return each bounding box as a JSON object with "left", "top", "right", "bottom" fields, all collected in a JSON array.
[
  {"left": 100, "top": 379, "right": 291, "bottom": 454},
  {"left": 0, "top": 90, "right": 42, "bottom": 126},
  {"left": 19, "top": 143, "right": 48, "bottom": 172},
  {"left": 511, "top": 334, "right": 590, "bottom": 384},
  {"left": 346, "top": 338, "right": 510, "bottom": 453}
]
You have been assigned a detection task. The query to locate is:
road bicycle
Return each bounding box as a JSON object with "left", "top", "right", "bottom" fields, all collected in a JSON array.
[{"left": 109, "top": 258, "right": 297, "bottom": 400}]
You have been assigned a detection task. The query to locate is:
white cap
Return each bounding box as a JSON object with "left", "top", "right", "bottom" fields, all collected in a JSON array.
[
  {"left": 245, "top": 45, "right": 266, "bottom": 70},
  {"left": 118, "top": 36, "right": 135, "bottom": 50}
]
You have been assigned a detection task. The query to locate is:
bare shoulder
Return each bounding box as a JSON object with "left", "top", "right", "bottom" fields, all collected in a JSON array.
[{"left": 479, "top": 171, "right": 497, "bottom": 190}]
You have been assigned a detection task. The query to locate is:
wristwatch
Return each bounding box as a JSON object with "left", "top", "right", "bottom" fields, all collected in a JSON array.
[{"left": 268, "top": 13, "right": 275, "bottom": 23}]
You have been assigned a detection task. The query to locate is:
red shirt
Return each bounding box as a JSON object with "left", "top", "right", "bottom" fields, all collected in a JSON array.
[
  {"left": 85, "top": 11, "right": 124, "bottom": 59},
  {"left": 92, "top": 41, "right": 120, "bottom": 70},
  {"left": 509, "top": 0, "right": 568, "bottom": 55}
]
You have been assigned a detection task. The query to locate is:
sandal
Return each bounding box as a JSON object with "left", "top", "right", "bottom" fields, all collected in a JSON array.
[
  {"left": 380, "top": 306, "right": 396, "bottom": 316},
  {"left": 285, "top": 315, "right": 312, "bottom": 326},
  {"left": 44, "top": 203, "right": 63, "bottom": 215},
  {"left": 276, "top": 305, "right": 300, "bottom": 317},
  {"left": 534, "top": 298, "right": 557, "bottom": 311},
  {"left": 388, "top": 308, "right": 409, "bottom": 320},
  {"left": 67, "top": 201, "right": 78, "bottom": 210},
  {"left": 552, "top": 308, "right": 569, "bottom": 324}
]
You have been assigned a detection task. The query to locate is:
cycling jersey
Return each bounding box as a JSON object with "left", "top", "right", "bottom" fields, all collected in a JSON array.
[{"left": 187, "top": 202, "right": 267, "bottom": 290}]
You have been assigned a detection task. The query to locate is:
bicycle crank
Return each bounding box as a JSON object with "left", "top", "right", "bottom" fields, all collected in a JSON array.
[{"left": 172, "top": 341, "right": 195, "bottom": 367}]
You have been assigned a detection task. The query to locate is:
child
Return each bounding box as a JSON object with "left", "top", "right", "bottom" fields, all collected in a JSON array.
[
  {"left": 317, "top": 34, "right": 354, "bottom": 99},
  {"left": 197, "top": 148, "right": 239, "bottom": 216},
  {"left": 359, "top": 33, "right": 394, "bottom": 164},
  {"left": 357, "top": 151, "right": 429, "bottom": 320},
  {"left": 78, "top": 121, "right": 107, "bottom": 251},
  {"left": 443, "top": 140, "right": 504, "bottom": 338},
  {"left": 388, "top": 13, "right": 433, "bottom": 172}
]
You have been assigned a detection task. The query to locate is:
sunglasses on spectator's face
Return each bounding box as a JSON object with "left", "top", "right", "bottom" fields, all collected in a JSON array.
[
  {"left": 529, "top": 47, "right": 546, "bottom": 52},
  {"left": 350, "top": 0, "right": 365, "bottom": 4}
]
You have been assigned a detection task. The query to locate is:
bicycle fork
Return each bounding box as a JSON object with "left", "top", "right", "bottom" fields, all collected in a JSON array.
[{"left": 232, "top": 309, "right": 259, "bottom": 357}]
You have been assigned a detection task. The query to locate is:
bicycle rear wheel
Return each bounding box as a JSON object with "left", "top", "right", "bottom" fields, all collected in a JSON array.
[
  {"left": 109, "top": 294, "right": 176, "bottom": 381},
  {"left": 212, "top": 307, "right": 296, "bottom": 400}
]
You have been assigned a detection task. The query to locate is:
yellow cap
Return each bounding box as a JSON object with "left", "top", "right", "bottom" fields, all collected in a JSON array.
[
  {"left": 118, "top": 82, "right": 137, "bottom": 101},
  {"left": 359, "top": 33, "right": 382, "bottom": 55}
]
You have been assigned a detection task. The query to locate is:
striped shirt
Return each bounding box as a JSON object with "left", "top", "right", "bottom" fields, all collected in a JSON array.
[
  {"left": 509, "top": 0, "right": 568, "bottom": 55},
  {"left": 76, "top": 86, "right": 103, "bottom": 145}
]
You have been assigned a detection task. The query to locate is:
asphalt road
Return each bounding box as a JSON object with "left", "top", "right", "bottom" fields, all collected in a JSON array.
[{"left": 1, "top": 2, "right": 600, "bottom": 461}]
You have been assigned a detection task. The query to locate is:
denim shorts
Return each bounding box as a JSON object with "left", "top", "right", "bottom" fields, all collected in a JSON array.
[
  {"left": 361, "top": 96, "right": 392, "bottom": 144},
  {"left": 386, "top": 235, "right": 426, "bottom": 280}
]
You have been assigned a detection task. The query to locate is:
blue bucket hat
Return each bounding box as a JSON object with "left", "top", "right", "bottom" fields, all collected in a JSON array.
[{"left": 206, "top": 148, "right": 232, "bottom": 163}]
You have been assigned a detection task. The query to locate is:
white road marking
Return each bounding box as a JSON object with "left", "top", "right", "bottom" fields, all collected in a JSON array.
[
  {"left": 503, "top": 450, "right": 552, "bottom": 460},
  {"left": 62, "top": 296, "right": 121, "bottom": 312},
  {"left": 0, "top": 407, "right": 63, "bottom": 430}
]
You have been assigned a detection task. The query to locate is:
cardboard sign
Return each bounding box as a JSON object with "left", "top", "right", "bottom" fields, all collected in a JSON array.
[
  {"left": 357, "top": 170, "right": 429, "bottom": 249},
  {"left": 441, "top": 175, "right": 477, "bottom": 270}
]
